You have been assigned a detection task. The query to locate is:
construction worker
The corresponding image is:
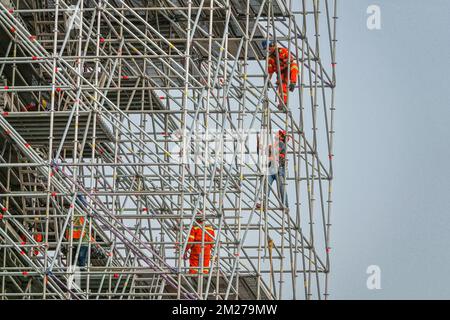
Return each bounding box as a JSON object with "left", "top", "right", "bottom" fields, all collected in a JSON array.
[
  {"left": 183, "top": 214, "right": 215, "bottom": 274},
  {"left": 33, "top": 231, "right": 43, "bottom": 256},
  {"left": 262, "top": 40, "right": 299, "bottom": 109},
  {"left": 65, "top": 215, "right": 89, "bottom": 268},
  {"left": 65, "top": 195, "right": 90, "bottom": 268},
  {"left": 256, "top": 129, "right": 289, "bottom": 209}
]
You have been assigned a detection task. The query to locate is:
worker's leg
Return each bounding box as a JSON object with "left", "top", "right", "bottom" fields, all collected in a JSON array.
[
  {"left": 282, "top": 82, "right": 288, "bottom": 104},
  {"left": 70, "top": 243, "right": 80, "bottom": 266},
  {"left": 276, "top": 167, "right": 288, "bottom": 207},
  {"left": 203, "top": 254, "right": 211, "bottom": 274},
  {"left": 276, "top": 82, "right": 287, "bottom": 106},
  {"left": 280, "top": 72, "right": 289, "bottom": 105},
  {"left": 275, "top": 79, "right": 281, "bottom": 106},
  {"left": 77, "top": 245, "right": 88, "bottom": 267},
  {"left": 268, "top": 173, "right": 276, "bottom": 197},
  {"left": 274, "top": 76, "right": 284, "bottom": 106},
  {"left": 189, "top": 254, "right": 199, "bottom": 274},
  {"left": 256, "top": 173, "right": 277, "bottom": 209},
  {"left": 277, "top": 83, "right": 283, "bottom": 105}
]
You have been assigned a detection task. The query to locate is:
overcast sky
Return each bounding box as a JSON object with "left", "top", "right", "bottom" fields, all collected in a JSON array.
[{"left": 331, "top": 0, "right": 450, "bottom": 299}]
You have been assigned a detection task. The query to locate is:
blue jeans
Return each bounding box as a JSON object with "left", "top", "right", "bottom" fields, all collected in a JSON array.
[
  {"left": 76, "top": 245, "right": 89, "bottom": 267},
  {"left": 268, "top": 167, "right": 288, "bottom": 207}
]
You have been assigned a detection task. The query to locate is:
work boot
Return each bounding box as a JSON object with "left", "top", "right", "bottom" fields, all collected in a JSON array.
[{"left": 278, "top": 103, "right": 288, "bottom": 112}]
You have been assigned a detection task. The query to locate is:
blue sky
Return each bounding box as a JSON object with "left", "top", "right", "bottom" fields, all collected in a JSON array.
[{"left": 331, "top": 0, "right": 450, "bottom": 299}]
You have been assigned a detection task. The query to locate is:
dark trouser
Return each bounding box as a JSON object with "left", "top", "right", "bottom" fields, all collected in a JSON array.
[
  {"left": 73, "top": 245, "right": 88, "bottom": 267},
  {"left": 268, "top": 166, "right": 288, "bottom": 207}
]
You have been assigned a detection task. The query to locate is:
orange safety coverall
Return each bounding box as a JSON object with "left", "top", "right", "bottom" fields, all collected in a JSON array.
[
  {"left": 187, "top": 224, "right": 215, "bottom": 274},
  {"left": 268, "top": 47, "right": 299, "bottom": 104}
]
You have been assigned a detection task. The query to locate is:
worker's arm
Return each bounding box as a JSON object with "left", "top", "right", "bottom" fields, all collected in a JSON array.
[
  {"left": 205, "top": 227, "right": 215, "bottom": 247},
  {"left": 267, "top": 57, "right": 276, "bottom": 79},
  {"left": 184, "top": 228, "right": 195, "bottom": 259},
  {"left": 289, "top": 54, "right": 299, "bottom": 84},
  {"left": 290, "top": 64, "right": 299, "bottom": 83}
]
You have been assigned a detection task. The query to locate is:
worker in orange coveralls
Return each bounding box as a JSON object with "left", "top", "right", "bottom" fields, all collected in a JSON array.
[
  {"left": 262, "top": 40, "right": 299, "bottom": 110},
  {"left": 183, "top": 214, "right": 215, "bottom": 274}
]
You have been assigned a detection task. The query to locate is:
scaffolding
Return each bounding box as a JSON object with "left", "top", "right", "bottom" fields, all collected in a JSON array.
[{"left": 0, "top": 0, "right": 337, "bottom": 300}]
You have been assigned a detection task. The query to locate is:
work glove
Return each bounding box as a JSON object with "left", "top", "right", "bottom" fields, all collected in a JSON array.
[
  {"left": 183, "top": 252, "right": 189, "bottom": 260},
  {"left": 289, "top": 83, "right": 296, "bottom": 92}
]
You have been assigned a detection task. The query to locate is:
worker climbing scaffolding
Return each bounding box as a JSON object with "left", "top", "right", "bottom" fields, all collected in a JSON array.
[
  {"left": 262, "top": 40, "right": 299, "bottom": 110},
  {"left": 257, "top": 129, "right": 289, "bottom": 209},
  {"left": 65, "top": 195, "right": 90, "bottom": 268},
  {"left": 184, "top": 213, "right": 215, "bottom": 274},
  {"left": 66, "top": 215, "right": 89, "bottom": 268}
]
